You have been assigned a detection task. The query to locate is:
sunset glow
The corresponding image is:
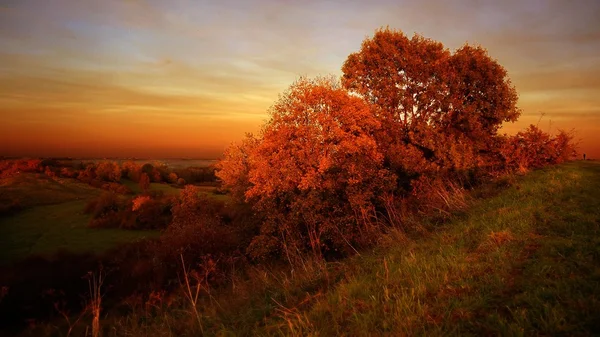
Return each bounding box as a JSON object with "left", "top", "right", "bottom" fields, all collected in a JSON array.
[{"left": 1, "top": 0, "right": 599, "bottom": 158}]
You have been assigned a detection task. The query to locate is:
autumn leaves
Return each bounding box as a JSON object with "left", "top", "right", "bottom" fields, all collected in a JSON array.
[{"left": 216, "top": 28, "right": 576, "bottom": 261}]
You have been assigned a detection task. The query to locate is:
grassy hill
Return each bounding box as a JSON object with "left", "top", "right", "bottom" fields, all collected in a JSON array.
[
  {"left": 105, "top": 160, "right": 599, "bottom": 336},
  {"left": 6, "top": 161, "right": 599, "bottom": 336},
  {"left": 254, "top": 160, "right": 599, "bottom": 335}
]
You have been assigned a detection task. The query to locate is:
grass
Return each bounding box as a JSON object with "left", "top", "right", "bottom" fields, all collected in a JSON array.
[
  {"left": 104, "top": 160, "right": 599, "bottom": 336},
  {"left": 121, "top": 179, "right": 228, "bottom": 201},
  {"left": 0, "top": 175, "right": 225, "bottom": 264},
  {"left": 12, "top": 161, "right": 600, "bottom": 336},
  {"left": 253, "top": 160, "right": 599, "bottom": 336},
  {"left": 0, "top": 174, "right": 159, "bottom": 264},
  {"left": 0, "top": 173, "right": 100, "bottom": 208},
  {"left": 120, "top": 179, "right": 181, "bottom": 195}
]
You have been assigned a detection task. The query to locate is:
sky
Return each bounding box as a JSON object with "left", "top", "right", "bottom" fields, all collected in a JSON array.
[{"left": 0, "top": 0, "right": 599, "bottom": 159}]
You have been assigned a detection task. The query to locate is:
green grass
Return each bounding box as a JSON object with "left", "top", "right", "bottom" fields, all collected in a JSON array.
[
  {"left": 0, "top": 175, "right": 226, "bottom": 264},
  {"left": 121, "top": 179, "right": 228, "bottom": 200},
  {"left": 245, "top": 160, "right": 598, "bottom": 336},
  {"left": 16, "top": 161, "right": 600, "bottom": 336},
  {"left": 122, "top": 160, "right": 597, "bottom": 336},
  {"left": 0, "top": 200, "right": 160, "bottom": 263},
  {"left": 121, "top": 179, "right": 181, "bottom": 195},
  {"left": 0, "top": 173, "right": 100, "bottom": 207},
  {"left": 0, "top": 174, "right": 159, "bottom": 264}
]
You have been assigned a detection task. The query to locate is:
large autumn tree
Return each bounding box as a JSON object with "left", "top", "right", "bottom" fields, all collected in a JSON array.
[
  {"left": 219, "top": 77, "right": 394, "bottom": 259},
  {"left": 216, "top": 28, "right": 575, "bottom": 262},
  {"left": 342, "top": 28, "right": 521, "bottom": 179}
]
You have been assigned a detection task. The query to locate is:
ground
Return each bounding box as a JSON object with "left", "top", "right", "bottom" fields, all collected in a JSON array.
[
  {"left": 251, "top": 160, "right": 600, "bottom": 335},
  {"left": 0, "top": 173, "right": 227, "bottom": 264},
  {"left": 0, "top": 174, "right": 157, "bottom": 264},
  {"left": 194, "top": 161, "right": 600, "bottom": 336},
  {"left": 4, "top": 161, "right": 600, "bottom": 336}
]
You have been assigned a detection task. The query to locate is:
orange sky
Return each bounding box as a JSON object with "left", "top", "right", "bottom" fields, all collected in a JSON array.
[{"left": 1, "top": 0, "right": 599, "bottom": 159}]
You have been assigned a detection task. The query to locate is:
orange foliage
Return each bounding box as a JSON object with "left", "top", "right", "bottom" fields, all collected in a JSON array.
[
  {"left": 122, "top": 161, "right": 142, "bottom": 182},
  {"left": 342, "top": 28, "right": 520, "bottom": 177},
  {"left": 132, "top": 196, "right": 152, "bottom": 212},
  {"left": 139, "top": 173, "right": 150, "bottom": 192},
  {"left": 215, "top": 133, "right": 259, "bottom": 203},
  {"left": 220, "top": 77, "right": 395, "bottom": 259},
  {"left": 95, "top": 161, "right": 122, "bottom": 182},
  {"left": 498, "top": 125, "right": 577, "bottom": 173},
  {"left": 215, "top": 28, "right": 577, "bottom": 261},
  {"left": 0, "top": 159, "right": 43, "bottom": 178}
]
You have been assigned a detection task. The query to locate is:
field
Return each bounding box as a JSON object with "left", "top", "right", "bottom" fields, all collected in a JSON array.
[
  {"left": 70, "top": 158, "right": 217, "bottom": 169},
  {"left": 121, "top": 179, "right": 228, "bottom": 201},
  {"left": 0, "top": 173, "right": 160, "bottom": 264},
  {"left": 0, "top": 170, "right": 229, "bottom": 264},
  {"left": 120, "top": 178, "right": 182, "bottom": 195}
]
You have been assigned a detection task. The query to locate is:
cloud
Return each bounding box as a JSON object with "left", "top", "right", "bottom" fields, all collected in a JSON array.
[{"left": 0, "top": 0, "right": 599, "bottom": 157}]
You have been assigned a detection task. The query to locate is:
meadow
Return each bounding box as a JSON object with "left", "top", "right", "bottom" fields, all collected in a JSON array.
[
  {"left": 0, "top": 167, "right": 222, "bottom": 264},
  {"left": 0, "top": 173, "right": 155, "bottom": 263}
]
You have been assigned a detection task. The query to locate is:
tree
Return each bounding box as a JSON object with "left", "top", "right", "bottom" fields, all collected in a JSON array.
[
  {"left": 122, "top": 161, "right": 141, "bottom": 182},
  {"left": 95, "top": 161, "right": 122, "bottom": 182},
  {"left": 231, "top": 77, "right": 395, "bottom": 259},
  {"left": 498, "top": 125, "right": 578, "bottom": 173},
  {"left": 167, "top": 172, "right": 179, "bottom": 184},
  {"left": 215, "top": 28, "right": 576, "bottom": 263},
  {"left": 215, "top": 133, "right": 259, "bottom": 203},
  {"left": 342, "top": 28, "right": 521, "bottom": 178},
  {"left": 141, "top": 163, "right": 162, "bottom": 182},
  {"left": 139, "top": 173, "right": 150, "bottom": 193}
]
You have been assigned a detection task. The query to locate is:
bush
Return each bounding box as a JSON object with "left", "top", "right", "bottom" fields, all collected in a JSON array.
[
  {"left": 134, "top": 197, "right": 173, "bottom": 230},
  {"left": 161, "top": 187, "right": 232, "bottom": 252},
  {"left": 139, "top": 173, "right": 150, "bottom": 192},
  {"left": 102, "top": 182, "right": 133, "bottom": 195},
  {"left": 84, "top": 192, "right": 121, "bottom": 220},
  {"left": 95, "top": 161, "right": 122, "bottom": 182},
  {"left": 167, "top": 172, "right": 178, "bottom": 184},
  {"left": 498, "top": 125, "right": 578, "bottom": 173}
]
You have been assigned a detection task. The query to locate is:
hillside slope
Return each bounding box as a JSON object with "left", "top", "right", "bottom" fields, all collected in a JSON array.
[
  {"left": 211, "top": 161, "right": 600, "bottom": 336},
  {"left": 15, "top": 161, "right": 600, "bottom": 336}
]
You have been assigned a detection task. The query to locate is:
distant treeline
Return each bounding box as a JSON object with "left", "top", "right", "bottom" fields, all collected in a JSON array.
[{"left": 0, "top": 158, "right": 217, "bottom": 187}]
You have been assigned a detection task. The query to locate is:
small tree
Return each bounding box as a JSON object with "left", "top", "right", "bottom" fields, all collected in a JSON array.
[
  {"left": 215, "top": 133, "right": 259, "bottom": 203},
  {"left": 95, "top": 161, "right": 122, "bottom": 182},
  {"left": 168, "top": 172, "right": 179, "bottom": 184},
  {"left": 139, "top": 173, "right": 150, "bottom": 192}
]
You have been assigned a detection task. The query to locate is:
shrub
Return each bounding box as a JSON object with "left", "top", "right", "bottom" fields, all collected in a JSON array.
[
  {"left": 167, "top": 172, "right": 178, "bottom": 184},
  {"left": 158, "top": 187, "right": 238, "bottom": 266},
  {"left": 101, "top": 182, "right": 133, "bottom": 195},
  {"left": 134, "top": 197, "right": 173, "bottom": 229},
  {"left": 139, "top": 173, "right": 150, "bottom": 192},
  {"left": 498, "top": 125, "right": 578, "bottom": 173},
  {"left": 84, "top": 192, "right": 121, "bottom": 220},
  {"left": 95, "top": 161, "right": 122, "bottom": 182},
  {"left": 59, "top": 167, "right": 78, "bottom": 178}
]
